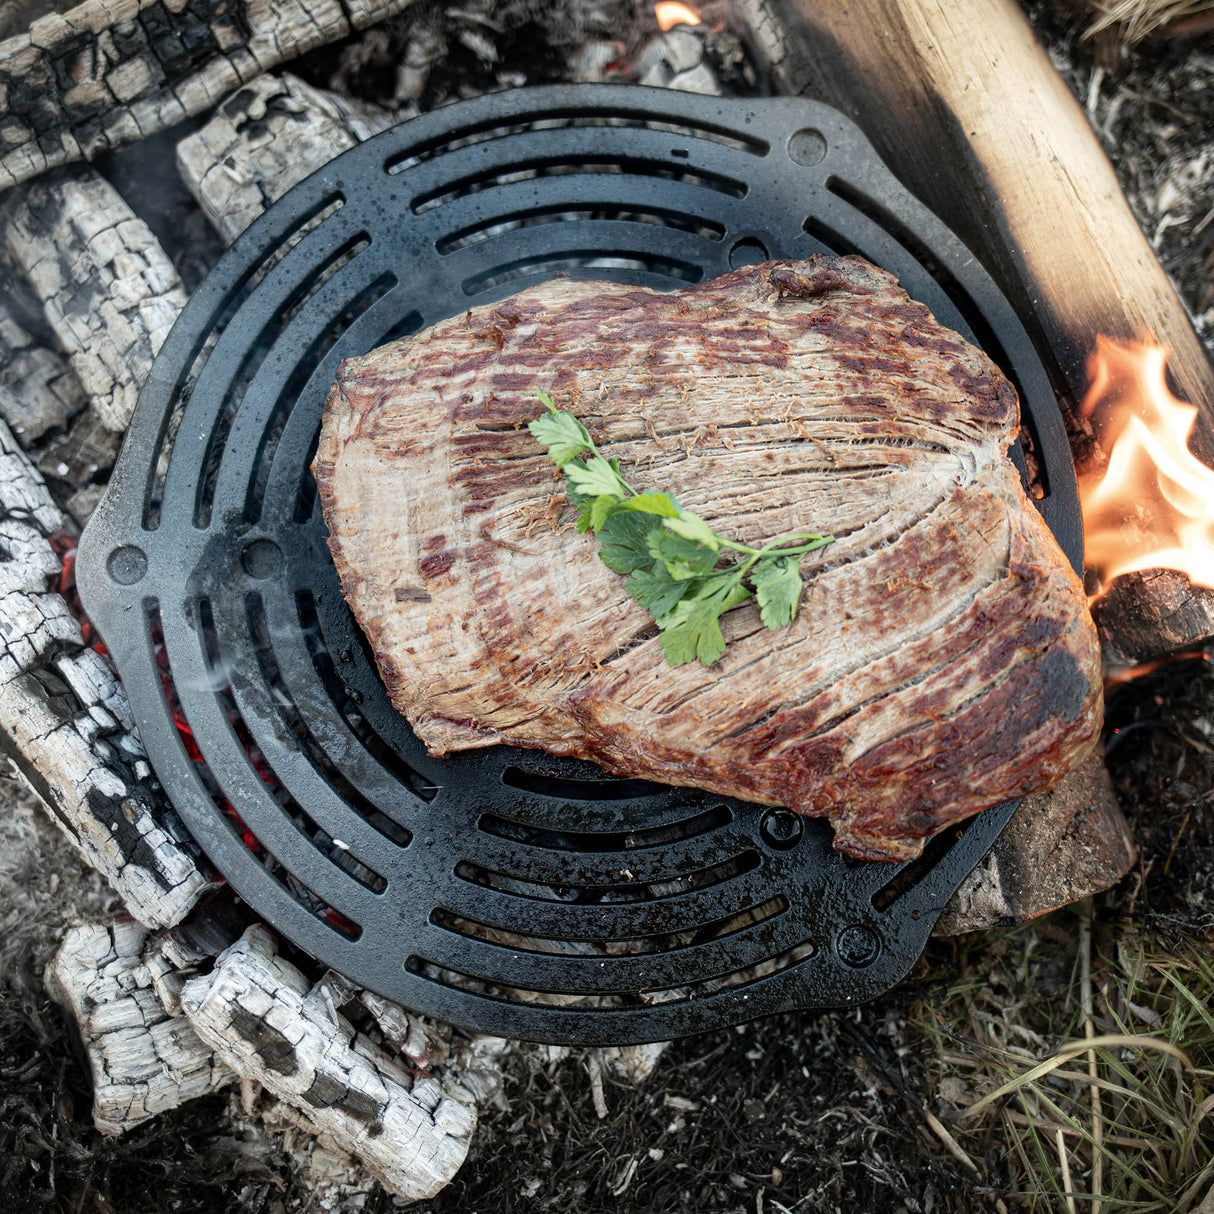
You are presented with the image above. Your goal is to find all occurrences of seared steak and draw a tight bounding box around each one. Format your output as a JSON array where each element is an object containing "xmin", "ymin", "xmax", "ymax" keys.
[{"xmin": 314, "ymin": 256, "xmax": 1102, "ymax": 861}]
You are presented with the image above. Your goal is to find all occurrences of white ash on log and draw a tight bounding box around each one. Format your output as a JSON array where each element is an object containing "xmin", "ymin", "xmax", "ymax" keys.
[
  {"xmin": 45, "ymin": 919, "xmax": 235, "ymax": 1135},
  {"xmin": 179, "ymin": 924, "xmax": 477, "ymax": 1201},
  {"xmin": 176, "ymin": 72, "xmax": 397, "ymax": 245},
  {"xmin": 2, "ymin": 165, "xmax": 188, "ymax": 435},
  {"xmin": 0, "ymin": 419, "xmax": 212, "ymax": 927},
  {"xmin": 0, "ymin": 314, "xmax": 88, "ymax": 448},
  {"xmin": 0, "ymin": 0, "xmax": 417, "ymax": 192},
  {"xmin": 737, "ymin": 0, "xmax": 1214, "ymax": 661}
]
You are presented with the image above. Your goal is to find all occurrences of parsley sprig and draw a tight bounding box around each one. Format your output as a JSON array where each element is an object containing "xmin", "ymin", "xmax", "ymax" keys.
[{"xmin": 528, "ymin": 392, "xmax": 835, "ymax": 667}]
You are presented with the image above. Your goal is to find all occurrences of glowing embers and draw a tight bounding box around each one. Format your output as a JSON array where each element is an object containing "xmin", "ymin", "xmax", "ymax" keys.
[
  {"xmin": 655, "ymin": 2, "xmax": 701, "ymax": 30},
  {"xmin": 1079, "ymin": 337, "xmax": 1214, "ymax": 594}
]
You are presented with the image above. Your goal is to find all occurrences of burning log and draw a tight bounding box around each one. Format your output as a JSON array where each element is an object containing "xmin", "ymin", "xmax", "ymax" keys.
[
  {"xmin": 2, "ymin": 167, "xmax": 188, "ymax": 436},
  {"xmin": 0, "ymin": 420, "xmax": 212, "ymax": 927},
  {"xmin": 176, "ymin": 73, "xmax": 396, "ymax": 245},
  {"xmin": 0, "ymin": 0, "xmax": 416, "ymax": 193},
  {"xmin": 46, "ymin": 920, "xmax": 235, "ymax": 1135},
  {"xmin": 179, "ymin": 925, "xmax": 477, "ymax": 1201},
  {"xmin": 739, "ymin": 0, "xmax": 1214, "ymax": 659}
]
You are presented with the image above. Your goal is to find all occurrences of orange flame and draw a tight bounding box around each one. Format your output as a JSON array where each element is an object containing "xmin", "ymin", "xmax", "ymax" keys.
[
  {"xmin": 655, "ymin": 2, "xmax": 702, "ymax": 30},
  {"xmin": 1079, "ymin": 336, "xmax": 1214, "ymax": 594}
]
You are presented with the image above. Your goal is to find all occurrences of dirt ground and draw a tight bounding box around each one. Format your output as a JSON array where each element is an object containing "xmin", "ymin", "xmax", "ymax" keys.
[{"xmin": 1, "ymin": 2, "xmax": 1212, "ymax": 1211}]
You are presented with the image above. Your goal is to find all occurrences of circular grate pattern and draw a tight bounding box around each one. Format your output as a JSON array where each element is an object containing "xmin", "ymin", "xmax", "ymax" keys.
[{"xmin": 78, "ymin": 86, "xmax": 1080, "ymax": 1045}]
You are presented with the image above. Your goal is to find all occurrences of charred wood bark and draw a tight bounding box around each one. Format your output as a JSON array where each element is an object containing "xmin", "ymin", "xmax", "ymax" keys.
[
  {"xmin": 176, "ymin": 72, "xmax": 396, "ymax": 244},
  {"xmin": 0, "ymin": 306, "xmax": 88, "ymax": 448},
  {"xmin": 180, "ymin": 924, "xmax": 477, "ymax": 1201},
  {"xmin": 46, "ymin": 919, "xmax": 235, "ymax": 1135},
  {"xmin": 0, "ymin": 0, "xmax": 417, "ymax": 192},
  {"xmin": 740, "ymin": 0, "xmax": 1214, "ymax": 668},
  {"xmin": 0, "ymin": 420, "xmax": 212, "ymax": 925},
  {"xmin": 2, "ymin": 165, "xmax": 188, "ymax": 436},
  {"xmin": 936, "ymin": 752, "xmax": 1135, "ymax": 934}
]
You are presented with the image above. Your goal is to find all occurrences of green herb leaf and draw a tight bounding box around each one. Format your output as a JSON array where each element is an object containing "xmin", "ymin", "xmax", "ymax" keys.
[
  {"xmin": 657, "ymin": 579, "xmax": 752, "ymax": 667},
  {"xmin": 620, "ymin": 491, "xmax": 681, "ymax": 519},
  {"xmin": 598, "ymin": 512, "xmax": 661, "ymax": 574},
  {"xmin": 663, "ymin": 511, "xmax": 721, "ymax": 552},
  {"xmin": 626, "ymin": 566, "xmax": 695, "ymax": 620},
  {"xmin": 564, "ymin": 455, "xmax": 626, "ymax": 499},
  {"xmin": 751, "ymin": 555, "xmax": 804, "ymax": 630},
  {"xmin": 528, "ymin": 394, "xmax": 835, "ymax": 667},
  {"xmin": 646, "ymin": 528, "xmax": 719, "ymax": 580},
  {"xmin": 528, "ymin": 411, "xmax": 592, "ymax": 468}
]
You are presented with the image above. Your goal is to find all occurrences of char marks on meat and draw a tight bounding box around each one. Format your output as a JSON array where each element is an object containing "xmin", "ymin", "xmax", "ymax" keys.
[{"xmin": 314, "ymin": 256, "xmax": 1102, "ymax": 861}]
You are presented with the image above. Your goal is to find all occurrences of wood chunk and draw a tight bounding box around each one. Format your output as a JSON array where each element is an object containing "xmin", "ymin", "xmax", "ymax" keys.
[
  {"xmin": 2, "ymin": 166, "xmax": 188, "ymax": 434},
  {"xmin": 735, "ymin": 0, "xmax": 1214, "ymax": 447},
  {"xmin": 45, "ymin": 920, "xmax": 235, "ymax": 1135},
  {"xmin": 0, "ymin": 0, "xmax": 418, "ymax": 192},
  {"xmin": 176, "ymin": 72, "xmax": 397, "ymax": 245},
  {"xmin": 0, "ymin": 419, "xmax": 212, "ymax": 926},
  {"xmin": 936, "ymin": 752, "xmax": 1135, "ymax": 934},
  {"xmin": 180, "ymin": 925, "xmax": 477, "ymax": 1201},
  {"xmin": 1090, "ymin": 569, "xmax": 1214, "ymax": 666},
  {"xmin": 0, "ymin": 309, "xmax": 87, "ymax": 447}
]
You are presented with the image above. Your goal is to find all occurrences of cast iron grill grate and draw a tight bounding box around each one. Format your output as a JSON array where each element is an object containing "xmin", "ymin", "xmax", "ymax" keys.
[{"xmin": 77, "ymin": 86, "xmax": 1081, "ymax": 1045}]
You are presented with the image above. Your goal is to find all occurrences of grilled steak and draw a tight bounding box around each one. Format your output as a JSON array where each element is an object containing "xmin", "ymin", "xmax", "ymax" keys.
[{"xmin": 315, "ymin": 256, "xmax": 1102, "ymax": 861}]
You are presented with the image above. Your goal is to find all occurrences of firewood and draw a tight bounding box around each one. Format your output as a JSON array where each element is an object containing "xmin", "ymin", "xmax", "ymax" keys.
[
  {"xmin": 935, "ymin": 752, "xmax": 1135, "ymax": 935},
  {"xmin": 176, "ymin": 73, "xmax": 397, "ymax": 245},
  {"xmin": 735, "ymin": 0, "xmax": 1214, "ymax": 663},
  {"xmin": 179, "ymin": 924, "xmax": 477, "ymax": 1201},
  {"xmin": 45, "ymin": 920, "xmax": 235, "ymax": 1135},
  {"xmin": 2, "ymin": 167, "xmax": 188, "ymax": 436},
  {"xmin": 737, "ymin": 0, "xmax": 1213, "ymax": 442},
  {"xmin": 0, "ymin": 0, "xmax": 417, "ymax": 193},
  {"xmin": 0, "ymin": 290, "xmax": 87, "ymax": 448},
  {"xmin": 0, "ymin": 419, "xmax": 212, "ymax": 927}
]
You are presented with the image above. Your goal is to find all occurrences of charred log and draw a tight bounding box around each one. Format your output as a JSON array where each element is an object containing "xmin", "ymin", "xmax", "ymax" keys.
[
  {"xmin": 0, "ymin": 0, "xmax": 417, "ymax": 192},
  {"xmin": 0, "ymin": 419, "xmax": 211, "ymax": 926}
]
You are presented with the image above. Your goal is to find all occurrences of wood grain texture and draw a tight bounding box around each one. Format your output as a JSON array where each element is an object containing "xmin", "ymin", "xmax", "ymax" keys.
[{"xmin": 738, "ymin": 0, "xmax": 1214, "ymax": 465}]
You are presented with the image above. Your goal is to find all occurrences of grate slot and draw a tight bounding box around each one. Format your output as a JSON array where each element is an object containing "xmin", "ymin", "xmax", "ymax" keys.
[
  {"xmin": 193, "ymin": 598, "xmax": 384, "ymax": 921},
  {"xmin": 413, "ymin": 158, "xmax": 747, "ymax": 216},
  {"xmin": 412, "ymin": 895, "xmax": 796, "ymax": 993},
  {"xmin": 384, "ymin": 109, "xmax": 767, "ymax": 176},
  {"xmin": 245, "ymin": 272, "xmax": 398, "ymax": 524},
  {"xmin": 454, "ymin": 849, "xmax": 761, "ymax": 903},
  {"xmin": 144, "ymin": 194, "xmax": 345, "ymax": 529},
  {"xmin": 194, "ymin": 233, "xmax": 371, "ymax": 528},
  {"xmin": 296, "ymin": 589, "xmax": 441, "ymax": 804},
  {"xmin": 461, "ymin": 250, "xmax": 703, "ymax": 296},
  {"xmin": 434, "ymin": 875, "xmax": 776, "ymax": 940},
  {"xmin": 431, "ymin": 892, "xmax": 788, "ymax": 956},
  {"xmin": 478, "ymin": 804, "xmax": 731, "ymax": 852},
  {"xmin": 501, "ymin": 764, "xmax": 666, "ymax": 802},
  {"xmin": 435, "ymin": 204, "xmax": 726, "ymax": 254},
  {"xmin": 246, "ymin": 593, "xmax": 414, "ymax": 850}
]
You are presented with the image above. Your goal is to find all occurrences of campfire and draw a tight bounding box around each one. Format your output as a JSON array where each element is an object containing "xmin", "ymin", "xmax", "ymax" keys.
[{"xmin": 0, "ymin": 0, "xmax": 1211, "ymax": 1209}]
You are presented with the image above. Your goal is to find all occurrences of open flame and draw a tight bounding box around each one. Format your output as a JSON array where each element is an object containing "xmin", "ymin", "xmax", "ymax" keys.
[
  {"xmin": 655, "ymin": 2, "xmax": 702, "ymax": 30},
  {"xmin": 1079, "ymin": 336, "xmax": 1214, "ymax": 594}
]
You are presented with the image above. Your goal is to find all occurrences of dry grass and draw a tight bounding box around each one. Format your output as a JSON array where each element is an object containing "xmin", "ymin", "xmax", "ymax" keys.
[
  {"xmin": 914, "ymin": 911, "xmax": 1214, "ymax": 1212},
  {"xmin": 1084, "ymin": 0, "xmax": 1214, "ymax": 43}
]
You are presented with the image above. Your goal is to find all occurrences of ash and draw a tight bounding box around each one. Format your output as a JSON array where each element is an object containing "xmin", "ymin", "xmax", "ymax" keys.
[{"xmin": 1, "ymin": 2, "xmax": 1212, "ymax": 1212}]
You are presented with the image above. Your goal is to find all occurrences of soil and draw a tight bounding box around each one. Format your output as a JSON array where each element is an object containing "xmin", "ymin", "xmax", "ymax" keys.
[{"xmin": 1, "ymin": 2, "xmax": 1212, "ymax": 1212}]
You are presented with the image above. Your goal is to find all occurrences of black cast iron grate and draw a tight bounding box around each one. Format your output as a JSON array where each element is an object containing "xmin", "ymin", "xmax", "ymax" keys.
[{"xmin": 77, "ymin": 86, "xmax": 1081, "ymax": 1045}]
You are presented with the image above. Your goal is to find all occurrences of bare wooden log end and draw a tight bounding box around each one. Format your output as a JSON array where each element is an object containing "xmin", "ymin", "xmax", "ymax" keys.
[{"xmin": 936, "ymin": 751, "xmax": 1135, "ymax": 935}]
